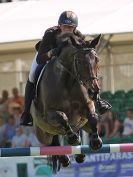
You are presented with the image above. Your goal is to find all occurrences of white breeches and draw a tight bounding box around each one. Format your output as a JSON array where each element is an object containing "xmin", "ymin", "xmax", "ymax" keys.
[{"xmin": 29, "ymin": 52, "xmax": 39, "ymax": 83}]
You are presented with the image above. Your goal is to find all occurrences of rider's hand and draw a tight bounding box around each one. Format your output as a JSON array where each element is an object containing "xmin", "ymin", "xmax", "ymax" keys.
[
  {"xmin": 47, "ymin": 40, "xmax": 68, "ymax": 58},
  {"xmin": 51, "ymin": 48, "xmax": 60, "ymax": 56},
  {"xmin": 47, "ymin": 48, "xmax": 60, "ymax": 58}
]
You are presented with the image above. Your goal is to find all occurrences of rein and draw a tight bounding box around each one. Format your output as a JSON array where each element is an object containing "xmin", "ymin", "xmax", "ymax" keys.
[
  {"xmin": 73, "ymin": 53, "xmax": 99, "ymax": 86},
  {"xmin": 72, "ymin": 48, "xmax": 99, "ymax": 86},
  {"xmin": 57, "ymin": 59, "xmax": 82, "ymax": 85},
  {"xmin": 57, "ymin": 48, "xmax": 99, "ymax": 88}
]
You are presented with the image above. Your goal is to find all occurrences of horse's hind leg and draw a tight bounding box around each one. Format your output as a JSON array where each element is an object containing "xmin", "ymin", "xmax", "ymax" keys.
[
  {"xmin": 75, "ymin": 153, "xmax": 86, "ymax": 163},
  {"xmin": 74, "ymin": 131, "xmax": 86, "ymax": 163},
  {"xmin": 35, "ymin": 126, "xmax": 70, "ymax": 169},
  {"xmin": 58, "ymin": 155, "xmax": 70, "ymax": 167},
  {"xmin": 49, "ymin": 135, "xmax": 71, "ymax": 168},
  {"xmin": 47, "ymin": 111, "xmax": 80, "ymax": 145}
]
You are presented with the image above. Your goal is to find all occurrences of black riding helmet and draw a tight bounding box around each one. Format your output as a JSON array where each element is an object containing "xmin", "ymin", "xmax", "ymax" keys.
[{"xmin": 58, "ymin": 11, "xmax": 78, "ymax": 27}]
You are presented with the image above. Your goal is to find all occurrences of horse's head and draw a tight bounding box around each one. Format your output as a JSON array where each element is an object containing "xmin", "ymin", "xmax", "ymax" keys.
[
  {"xmin": 56, "ymin": 33, "xmax": 101, "ymax": 92},
  {"xmin": 74, "ymin": 47, "xmax": 100, "ymax": 92},
  {"xmin": 56, "ymin": 32, "xmax": 82, "ymax": 67}
]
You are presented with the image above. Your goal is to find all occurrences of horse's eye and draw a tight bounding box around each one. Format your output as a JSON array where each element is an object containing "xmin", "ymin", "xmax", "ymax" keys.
[{"xmin": 76, "ymin": 60, "xmax": 81, "ymax": 64}]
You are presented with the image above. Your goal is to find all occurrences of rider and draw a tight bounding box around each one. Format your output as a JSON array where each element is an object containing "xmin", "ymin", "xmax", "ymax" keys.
[{"xmin": 20, "ymin": 11, "xmax": 111, "ymax": 126}]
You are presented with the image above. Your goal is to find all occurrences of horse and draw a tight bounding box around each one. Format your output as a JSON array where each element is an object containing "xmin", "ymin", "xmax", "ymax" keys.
[{"xmin": 31, "ymin": 33, "xmax": 102, "ymax": 172}]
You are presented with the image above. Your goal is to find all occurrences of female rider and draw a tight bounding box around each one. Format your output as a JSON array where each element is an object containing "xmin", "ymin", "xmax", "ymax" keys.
[{"xmin": 20, "ymin": 11, "xmax": 111, "ymax": 126}]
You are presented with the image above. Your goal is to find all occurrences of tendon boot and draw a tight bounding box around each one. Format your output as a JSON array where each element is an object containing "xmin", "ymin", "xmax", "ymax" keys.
[
  {"xmin": 89, "ymin": 132, "xmax": 103, "ymax": 151},
  {"xmin": 58, "ymin": 155, "xmax": 70, "ymax": 167},
  {"xmin": 75, "ymin": 154, "xmax": 86, "ymax": 163},
  {"xmin": 96, "ymin": 95, "xmax": 112, "ymax": 115},
  {"xmin": 20, "ymin": 80, "xmax": 34, "ymax": 126}
]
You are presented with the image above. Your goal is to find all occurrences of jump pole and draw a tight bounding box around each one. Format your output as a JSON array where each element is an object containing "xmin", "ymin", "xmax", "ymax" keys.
[{"xmin": 0, "ymin": 144, "xmax": 133, "ymax": 157}]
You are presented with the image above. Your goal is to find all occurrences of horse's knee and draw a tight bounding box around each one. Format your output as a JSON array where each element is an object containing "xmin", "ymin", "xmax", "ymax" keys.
[
  {"xmin": 91, "ymin": 115, "xmax": 97, "ymax": 125},
  {"xmin": 56, "ymin": 111, "xmax": 69, "ymax": 126}
]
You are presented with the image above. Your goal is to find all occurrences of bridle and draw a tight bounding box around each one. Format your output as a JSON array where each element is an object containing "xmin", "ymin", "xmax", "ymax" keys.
[
  {"xmin": 73, "ymin": 48, "xmax": 99, "ymax": 88},
  {"xmin": 57, "ymin": 47, "xmax": 99, "ymax": 89}
]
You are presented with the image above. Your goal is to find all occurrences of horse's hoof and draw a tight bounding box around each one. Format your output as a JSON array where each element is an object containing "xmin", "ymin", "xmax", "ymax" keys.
[
  {"xmin": 59, "ymin": 155, "xmax": 70, "ymax": 167},
  {"xmin": 75, "ymin": 154, "xmax": 86, "ymax": 163},
  {"xmin": 89, "ymin": 133, "xmax": 102, "ymax": 151},
  {"xmin": 67, "ymin": 133, "xmax": 81, "ymax": 145}
]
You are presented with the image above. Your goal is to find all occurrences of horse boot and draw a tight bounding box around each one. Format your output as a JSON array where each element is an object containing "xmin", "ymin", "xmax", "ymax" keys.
[
  {"xmin": 95, "ymin": 94, "xmax": 112, "ymax": 115},
  {"xmin": 74, "ymin": 131, "xmax": 86, "ymax": 163},
  {"xmin": 89, "ymin": 132, "xmax": 102, "ymax": 151},
  {"xmin": 75, "ymin": 154, "xmax": 86, "ymax": 163},
  {"xmin": 58, "ymin": 155, "xmax": 70, "ymax": 167},
  {"xmin": 20, "ymin": 80, "xmax": 34, "ymax": 126}
]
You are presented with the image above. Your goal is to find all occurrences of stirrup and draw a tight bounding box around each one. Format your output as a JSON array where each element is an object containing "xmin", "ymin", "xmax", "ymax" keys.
[{"xmin": 98, "ymin": 100, "xmax": 112, "ymax": 115}]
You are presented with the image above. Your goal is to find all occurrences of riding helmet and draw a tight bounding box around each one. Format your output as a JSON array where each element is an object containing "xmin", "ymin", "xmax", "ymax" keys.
[{"xmin": 58, "ymin": 11, "xmax": 78, "ymax": 27}]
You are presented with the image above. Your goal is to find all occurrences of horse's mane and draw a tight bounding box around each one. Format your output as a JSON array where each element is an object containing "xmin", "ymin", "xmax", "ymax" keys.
[
  {"xmin": 56, "ymin": 32, "xmax": 95, "ymax": 51},
  {"xmin": 56, "ymin": 32, "xmax": 82, "ymax": 48}
]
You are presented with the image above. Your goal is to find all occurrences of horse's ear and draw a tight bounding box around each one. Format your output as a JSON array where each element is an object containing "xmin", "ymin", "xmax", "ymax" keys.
[
  {"xmin": 89, "ymin": 34, "xmax": 102, "ymax": 49},
  {"xmin": 70, "ymin": 36, "xmax": 82, "ymax": 48}
]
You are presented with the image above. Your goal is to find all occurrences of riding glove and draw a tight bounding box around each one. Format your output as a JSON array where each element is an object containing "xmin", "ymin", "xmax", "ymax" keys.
[{"xmin": 48, "ymin": 40, "xmax": 68, "ymax": 58}]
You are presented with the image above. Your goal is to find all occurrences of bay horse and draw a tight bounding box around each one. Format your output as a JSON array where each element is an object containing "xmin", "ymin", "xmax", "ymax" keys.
[{"xmin": 31, "ymin": 33, "xmax": 102, "ymax": 172}]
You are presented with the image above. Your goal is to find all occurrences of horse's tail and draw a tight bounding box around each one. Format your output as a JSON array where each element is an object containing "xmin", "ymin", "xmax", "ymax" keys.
[{"xmin": 47, "ymin": 135, "xmax": 61, "ymax": 174}]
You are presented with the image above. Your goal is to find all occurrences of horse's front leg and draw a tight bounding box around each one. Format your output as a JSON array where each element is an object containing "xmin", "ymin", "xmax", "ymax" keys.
[
  {"xmin": 47, "ymin": 111, "xmax": 80, "ymax": 145},
  {"xmin": 86, "ymin": 99, "xmax": 102, "ymax": 150},
  {"xmin": 80, "ymin": 84, "xmax": 102, "ymax": 150}
]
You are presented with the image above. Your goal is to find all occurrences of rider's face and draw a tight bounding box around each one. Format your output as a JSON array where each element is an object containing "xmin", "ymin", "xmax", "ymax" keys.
[{"xmin": 60, "ymin": 25, "xmax": 75, "ymax": 33}]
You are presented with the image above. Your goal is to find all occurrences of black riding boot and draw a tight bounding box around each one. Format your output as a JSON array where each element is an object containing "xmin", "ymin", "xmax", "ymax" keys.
[
  {"xmin": 96, "ymin": 95, "xmax": 112, "ymax": 115},
  {"xmin": 20, "ymin": 80, "xmax": 34, "ymax": 126}
]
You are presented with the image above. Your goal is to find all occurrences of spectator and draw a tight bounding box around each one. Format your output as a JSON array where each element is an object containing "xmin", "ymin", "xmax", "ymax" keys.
[
  {"xmin": 0, "ymin": 90, "xmax": 10, "ymax": 122},
  {"xmin": 9, "ymin": 88, "xmax": 24, "ymax": 114},
  {"xmin": 4, "ymin": 115, "xmax": 16, "ymax": 147},
  {"xmin": 0, "ymin": 90, "xmax": 9, "ymax": 104},
  {"xmin": 108, "ymin": 111, "xmax": 122, "ymax": 138},
  {"xmin": 11, "ymin": 127, "xmax": 28, "ymax": 147},
  {"xmin": 97, "ymin": 111, "xmax": 110, "ymax": 139},
  {"xmin": 11, "ymin": 87, "xmax": 23, "ymax": 105},
  {"xmin": 10, "ymin": 103, "xmax": 22, "ymax": 127},
  {"xmin": 0, "ymin": 106, "xmax": 10, "ymax": 123},
  {"xmin": 27, "ymin": 127, "xmax": 41, "ymax": 147},
  {"xmin": 97, "ymin": 110, "xmax": 121, "ymax": 139},
  {"xmin": 122, "ymin": 108, "xmax": 133, "ymax": 137},
  {"xmin": 0, "ymin": 117, "xmax": 6, "ymax": 147}
]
